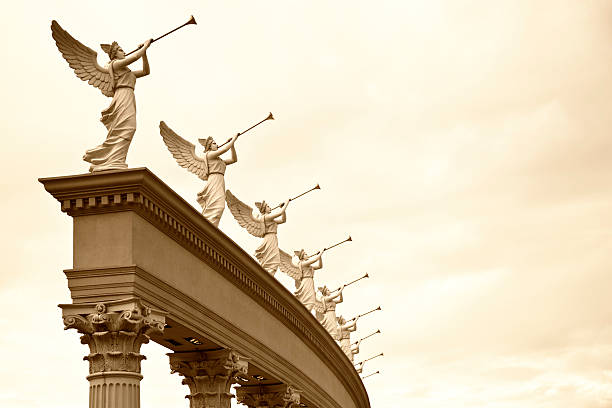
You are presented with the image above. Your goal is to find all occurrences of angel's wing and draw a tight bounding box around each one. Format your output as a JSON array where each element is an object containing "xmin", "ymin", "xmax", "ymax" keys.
[
  {"xmin": 313, "ymin": 299, "xmax": 325, "ymax": 316},
  {"xmin": 51, "ymin": 20, "xmax": 114, "ymax": 97},
  {"xmin": 159, "ymin": 121, "xmax": 209, "ymax": 180},
  {"xmin": 225, "ymin": 190, "xmax": 265, "ymax": 238},
  {"xmin": 278, "ymin": 250, "xmax": 302, "ymax": 281}
]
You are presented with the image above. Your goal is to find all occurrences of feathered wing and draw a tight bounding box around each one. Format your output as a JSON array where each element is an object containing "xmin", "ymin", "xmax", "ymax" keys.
[
  {"xmin": 225, "ymin": 190, "xmax": 265, "ymax": 237},
  {"xmin": 51, "ymin": 20, "xmax": 114, "ymax": 97},
  {"xmin": 159, "ymin": 121, "xmax": 209, "ymax": 180},
  {"xmin": 278, "ymin": 249, "xmax": 302, "ymax": 282},
  {"xmin": 313, "ymin": 298, "xmax": 325, "ymax": 316}
]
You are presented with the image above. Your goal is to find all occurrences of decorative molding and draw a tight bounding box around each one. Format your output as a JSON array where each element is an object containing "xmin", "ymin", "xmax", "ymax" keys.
[{"xmin": 41, "ymin": 168, "xmax": 369, "ymax": 408}]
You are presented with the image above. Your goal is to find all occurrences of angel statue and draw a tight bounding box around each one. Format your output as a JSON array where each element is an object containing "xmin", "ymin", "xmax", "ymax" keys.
[
  {"xmin": 314, "ymin": 285, "xmax": 344, "ymax": 338},
  {"xmin": 278, "ymin": 248, "xmax": 324, "ymax": 312},
  {"xmin": 336, "ymin": 315, "xmax": 358, "ymax": 360},
  {"xmin": 350, "ymin": 339, "xmax": 362, "ymax": 362},
  {"xmin": 225, "ymin": 191, "xmax": 290, "ymax": 275},
  {"xmin": 159, "ymin": 122, "xmax": 240, "ymax": 227},
  {"xmin": 51, "ymin": 21, "xmax": 152, "ymax": 172}
]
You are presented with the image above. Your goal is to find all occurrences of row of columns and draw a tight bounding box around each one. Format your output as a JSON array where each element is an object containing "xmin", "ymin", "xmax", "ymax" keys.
[{"xmin": 61, "ymin": 299, "xmax": 303, "ymax": 408}]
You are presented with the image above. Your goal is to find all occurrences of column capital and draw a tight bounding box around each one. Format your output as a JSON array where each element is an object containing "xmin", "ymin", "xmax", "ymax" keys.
[
  {"xmin": 168, "ymin": 349, "xmax": 249, "ymax": 408},
  {"xmin": 60, "ymin": 297, "xmax": 166, "ymax": 375},
  {"xmin": 59, "ymin": 297, "xmax": 166, "ymax": 408},
  {"xmin": 236, "ymin": 384, "xmax": 301, "ymax": 408}
]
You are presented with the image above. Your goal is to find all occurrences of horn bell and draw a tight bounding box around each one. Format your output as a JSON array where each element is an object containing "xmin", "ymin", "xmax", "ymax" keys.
[
  {"xmin": 187, "ymin": 15, "xmax": 197, "ymax": 25},
  {"xmin": 266, "ymin": 112, "xmax": 274, "ymax": 121}
]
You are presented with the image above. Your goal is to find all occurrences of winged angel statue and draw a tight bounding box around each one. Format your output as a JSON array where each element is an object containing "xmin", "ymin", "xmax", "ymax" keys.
[
  {"xmin": 225, "ymin": 191, "xmax": 290, "ymax": 275},
  {"xmin": 314, "ymin": 285, "xmax": 344, "ymax": 339},
  {"xmin": 159, "ymin": 121, "xmax": 239, "ymax": 227},
  {"xmin": 278, "ymin": 249, "xmax": 324, "ymax": 311},
  {"xmin": 51, "ymin": 21, "xmax": 152, "ymax": 172}
]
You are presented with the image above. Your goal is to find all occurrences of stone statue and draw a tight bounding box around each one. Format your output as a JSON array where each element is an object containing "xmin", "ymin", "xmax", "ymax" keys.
[
  {"xmin": 354, "ymin": 353, "xmax": 383, "ymax": 374},
  {"xmin": 51, "ymin": 21, "xmax": 152, "ymax": 172},
  {"xmin": 350, "ymin": 339, "xmax": 362, "ymax": 361},
  {"xmin": 336, "ymin": 315, "xmax": 357, "ymax": 360},
  {"xmin": 159, "ymin": 122, "xmax": 239, "ymax": 227},
  {"xmin": 225, "ymin": 190, "xmax": 290, "ymax": 275},
  {"xmin": 314, "ymin": 285, "xmax": 344, "ymax": 339},
  {"xmin": 278, "ymin": 249, "xmax": 324, "ymax": 312}
]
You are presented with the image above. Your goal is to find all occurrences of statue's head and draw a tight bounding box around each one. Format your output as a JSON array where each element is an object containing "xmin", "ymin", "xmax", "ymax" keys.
[
  {"xmin": 337, "ymin": 315, "xmax": 346, "ymax": 324},
  {"xmin": 101, "ymin": 41, "xmax": 124, "ymax": 60},
  {"xmin": 255, "ymin": 201, "xmax": 270, "ymax": 214},
  {"xmin": 294, "ymin": 249, "xmax": 306, "ymax": 260},
  {"xmin": 318, "ymin": 286, "xmax": 330, "ymax": 295},
  {"xmin": 199, "ymin": 137, "xmax": 217, "ymax": 152}
]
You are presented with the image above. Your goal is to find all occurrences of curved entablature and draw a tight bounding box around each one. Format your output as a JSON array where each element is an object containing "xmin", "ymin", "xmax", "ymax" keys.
[{"xmin": 40, "ymin": 168, "xmax": 370, "ymax": 408}]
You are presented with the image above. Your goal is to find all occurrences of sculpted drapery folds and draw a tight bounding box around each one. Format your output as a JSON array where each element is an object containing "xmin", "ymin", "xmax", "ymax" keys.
[
  {"xmin": 278, "ymin": 248, "xmax": 324, "ymax": 312},
  {"xmin": 51, "ymin": 21, "xmax": 152, "ymax": 172},
  {"xmin": 225, "ymin": 190, "xmax": 290, "ymax": 275},
  {"xmin": 159, "ymin": 122, "xmax": 239, "ymax": 227},
  {"xmin": 314, "ymin": 285, "xmax": 344, "ymax": 339},
  {"xmin": 336, "ymin": 315, "xmax": 358, "ymax": 361}
]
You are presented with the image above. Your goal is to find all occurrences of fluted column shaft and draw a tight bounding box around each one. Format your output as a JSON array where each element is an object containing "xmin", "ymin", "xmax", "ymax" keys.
[{"xmin": 60, "ymin": 298, "xmax": 166, "ymax": 408}]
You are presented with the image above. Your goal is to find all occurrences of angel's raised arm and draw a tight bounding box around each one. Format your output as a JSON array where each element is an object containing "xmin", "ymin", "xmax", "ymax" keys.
[
  {"xmin": 265, "ymin": 199, "xmax": 290, "ymax": 222},
  {"xmin": 133, "ymin": 51, "xmax": 150, "ymax": 78},
  {"xmin": 113, "ymin": 39, "xmax": 151, "ymax": 70},
  {"xmin": 207, "ymin": 133, "xmax": 239, "ymax": 161}
]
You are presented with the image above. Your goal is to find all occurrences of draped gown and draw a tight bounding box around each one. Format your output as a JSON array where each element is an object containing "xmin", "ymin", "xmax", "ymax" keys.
[
  {"xmin": 318, "ymin": 297, "xmax": 340, "ymax": 339},
  {"xmin": 84, "ymin": 65, "xmax": 136, "ymax": 172},
  {"xmin": 338, "ymin": 323, "xmax": 356, "ymax": 361},
  {"xmin": 197, "ymin": 157, "xmax": 226, "ymax": 227},
  {"xmin": 294, "ymin": 262, "xmax": 316, "ymax": 311},
  {"xmin": 255, "ymin": 218, "xmax": 280, "ymax": 275}
]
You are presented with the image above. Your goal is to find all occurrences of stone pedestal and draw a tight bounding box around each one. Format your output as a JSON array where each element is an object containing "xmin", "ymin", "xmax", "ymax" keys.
[
  {"xmin": 168, "ymin": 349, "xmax": 249, "ymax": 408},
  {"xmin": 236, "ymin": 384, "xmax": 301, "ymax": 408},
  {"xmin": 60, "ymin": 298, "xmax": 166, "ymax": 408}
]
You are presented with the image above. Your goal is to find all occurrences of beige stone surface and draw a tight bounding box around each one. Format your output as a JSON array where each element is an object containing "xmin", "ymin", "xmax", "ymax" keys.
[{"xmin": 40, "ymin": 168, "xmax": 369, "ymax": 408}]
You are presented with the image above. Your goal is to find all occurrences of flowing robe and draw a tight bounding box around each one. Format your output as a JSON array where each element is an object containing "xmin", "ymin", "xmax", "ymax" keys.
[
  {"xmin": 294, "ymin": 262, "xmax": 316, "ymax": 311},
  {"xmin": 338, "ymin": 324, "xmax": 355, "ymax": 360},
  {"xmin": 84, "ymin": 65, "xmax": 136, "ymax": 172},
  {"xmin": 318, "ymin": 298, "xmax": 340, "ymax": 339},
  {"xmin": 197, "ymin": 158, "xmax": 226, "ymax": 227},
  {"xmin": 255, "ymin": 219, "xmax": 279, "ymax": 275}
]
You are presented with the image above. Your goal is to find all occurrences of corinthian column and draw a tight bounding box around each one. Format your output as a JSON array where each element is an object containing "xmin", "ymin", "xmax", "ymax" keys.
[
  {"xmin": 60, "ymin": 298, "xmax": 166, "ymax": 408},
  {"xmin": 236, "ymin": 384, "xmax": 301, "ymax": 408},
  {"xmin": 168, "ymin": 349, "xmax": 249, "ymax": 408}
]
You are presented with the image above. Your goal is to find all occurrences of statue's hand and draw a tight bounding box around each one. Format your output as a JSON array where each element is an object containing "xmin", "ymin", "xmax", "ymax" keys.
[{"xmin": 138, "ymin": 39, "xmax": 153, "ymax": 50}]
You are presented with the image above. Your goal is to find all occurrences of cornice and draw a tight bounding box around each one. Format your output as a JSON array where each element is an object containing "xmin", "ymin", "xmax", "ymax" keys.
[{"xmin": 40, "ymin": 168, "xmax": 370, "ymax": 408}]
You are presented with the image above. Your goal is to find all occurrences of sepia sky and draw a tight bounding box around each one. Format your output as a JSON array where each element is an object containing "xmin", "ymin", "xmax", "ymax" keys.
[{"xmin": 2, "ymin": 1, "xmax": 612, "ymax": 407}]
